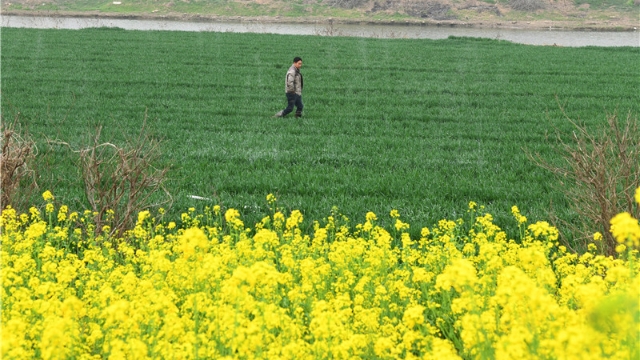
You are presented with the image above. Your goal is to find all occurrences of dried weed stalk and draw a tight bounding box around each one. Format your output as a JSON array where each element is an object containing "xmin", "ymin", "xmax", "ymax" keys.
[
  {"xmin": 73, "ymin": 117, "xmax": 170, "ymax": 236},
  {"xmin": 1, "ymin": 113, "xmax": 37, "ymax": 211},
  {"xmin": 529, "ymin": 108, "xmax": 639, "ymax": 255}
]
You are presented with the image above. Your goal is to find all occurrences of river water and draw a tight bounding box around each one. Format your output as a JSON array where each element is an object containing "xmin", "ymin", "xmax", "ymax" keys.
[{"xmin": 2, "ymin": 15, "xmax": 639, "ymax": 47}]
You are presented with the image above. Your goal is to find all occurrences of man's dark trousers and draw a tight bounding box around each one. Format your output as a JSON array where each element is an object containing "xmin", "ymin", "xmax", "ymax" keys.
[{"xmin": 282, "ymin": 93, "xmax": 304, "ymax": 117}]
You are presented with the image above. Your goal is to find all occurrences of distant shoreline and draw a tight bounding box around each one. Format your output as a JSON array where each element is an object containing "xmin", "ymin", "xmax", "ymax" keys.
[{"xmin": 3, "ymin": 9, "xmax": 638, "ymax": 32}]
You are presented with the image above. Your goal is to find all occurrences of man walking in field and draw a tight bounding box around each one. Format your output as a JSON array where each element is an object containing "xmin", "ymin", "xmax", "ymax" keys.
[{"xmin": 273, "ymin": 57, "xmax": 303, "ymax": 118}]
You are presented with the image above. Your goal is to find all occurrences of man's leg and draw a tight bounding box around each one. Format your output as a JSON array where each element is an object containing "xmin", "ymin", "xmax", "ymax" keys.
[
  {"xmin": 295, "ymin": 95, "xmax": 304, "ymax": 118},
  {"xmin": 274, "ymin": 93, "xmax": 296, "ymax": 117},
  {"xmin": 280, "ymin": 93, "xmax": 296, "ymax": 117}
]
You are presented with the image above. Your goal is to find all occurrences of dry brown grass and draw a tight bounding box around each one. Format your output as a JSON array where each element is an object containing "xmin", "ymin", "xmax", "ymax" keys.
[
  {"xmin": 79, "ymin": 123, "xmax": 170, "ymax": 236},
  {"xmin": 529, "ymin": 106, "xmax": 639, "ymax": 255},
  {"xmin": 49, "ymin": 113, "xmax": 171, "ymax": 236},
  {"xmin": 1, "ymin": 113, "xmax": 37, "ymax": 212}
]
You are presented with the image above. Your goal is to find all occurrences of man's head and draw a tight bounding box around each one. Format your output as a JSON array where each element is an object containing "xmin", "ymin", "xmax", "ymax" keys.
[{"xmin": 293, "ymin": 57, "xmax": 302, "ymax": 69}]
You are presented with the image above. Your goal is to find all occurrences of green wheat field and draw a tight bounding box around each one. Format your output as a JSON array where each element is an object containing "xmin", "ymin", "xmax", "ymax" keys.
[{"xmin": 1, "ymin": 27, "xmax": 638, "ymax": 237}]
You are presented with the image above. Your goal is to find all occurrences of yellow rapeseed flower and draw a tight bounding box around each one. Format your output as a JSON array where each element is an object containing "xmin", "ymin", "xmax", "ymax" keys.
[
  {"xmin": 224, "ymin": 208, "xmax": 244, "ymax": 229},
  {"xmin": 609, "ymin": 212, "xmax": 640, "ymax": 246},
  {"xmin": 3, "ymin": 198, "xmax": 639, "ymax": 360},
  {"xmin": 29, "ymin": 206, "xmax": 40, "ymax": 220},
  {"xmin": 42, "ymin": 190, "xmax": 54, "ymax": 202},
  {"xmin": 435, "ymin": 259, "xmax": 478, "ymax": 293},
  {"xmin": 511, "ymin": 205, "xmax": 527, "ymax": 224},
  {"xmin": 273, "ymin": 211, "xmax": 285, "ymax": 229},
  {"xmin": 57, "ymin": 205, "xmax": 68, "ymax": 222},
  {"xmin": 527, "ymin": 221, "xmax": 559, "ymax": 242},
  {"xmin": 137, "ymin": 210, "xmax": 151, "ymax": 225},
  {"xmin": 395, "ymin": 219, "xmax": 409, "ymax": 232},
  {"xmin": 286, "ymin": 210, "xmax": 304, "ymax": 230},
  {"xmin": 421, "ymin": 227, "xmax": 431, "ymax": 237},
  {"xmin": 402, "ymin": 305, "xmax": 426, "ymax": 329},
  {"xmin": 366, "ymin": 211, "xmax": 377, "ymax": 222},
  {"xmin": 24, "ymin": 221, "xmax": 47, "ymax": 240}
]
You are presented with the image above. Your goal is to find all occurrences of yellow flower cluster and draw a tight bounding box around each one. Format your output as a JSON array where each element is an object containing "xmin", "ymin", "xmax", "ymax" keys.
[
  {"xmin": 1, "ymin": 192, "xmax": 639, "ymax": 359},
  {"xmin": 610, "ymin": 212, "xmax": 640, "ymax": 252}
]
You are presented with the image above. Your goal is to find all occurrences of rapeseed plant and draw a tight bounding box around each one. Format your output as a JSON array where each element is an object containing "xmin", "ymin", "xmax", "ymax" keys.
[{"xmin": 1, "ymin": 191, "xmax": 639, "ymax": 359}]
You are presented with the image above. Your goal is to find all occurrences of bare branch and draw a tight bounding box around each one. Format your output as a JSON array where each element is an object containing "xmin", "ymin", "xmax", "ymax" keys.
[
  {"xmin": 76, "ymin": 112, "xmax": 171, "ymax": 237},
  {"xmin": 527, "ymin": 103, "xmax": 639, "ymax": 255},
  {"xmin": 1, "ymin": 112, "xmax": 38, "ymax": 211}
]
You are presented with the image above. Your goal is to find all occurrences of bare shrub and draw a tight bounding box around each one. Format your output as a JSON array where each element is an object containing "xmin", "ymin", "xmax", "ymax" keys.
[
  {"xmin": 314, "ymin": 20, "xmax": 343, "ymax": 36},
  {"xmin": 406, "ymin": 2, "xmax": 455, "ymax": 19},
  {"xmin": 529, "ymin": 108, "xmax": 639, "ymax": 255},
  {"xmin": 1, "ymin": 113, "xmax": 37, "ymax": 211},
  {"xmin": 53, "ymin": 114, "xmax": 171, "ymax": 236},
  {"xmin": 371, "ymin": 0, "xmax": 396, "ymax": 12},
  {"xmin": 510, "ymin": 0, "xmax": 546, "ymax": 11}
]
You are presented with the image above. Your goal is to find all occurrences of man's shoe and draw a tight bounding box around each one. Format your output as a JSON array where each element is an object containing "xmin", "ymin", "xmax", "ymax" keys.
[
  {"xmin": 272, "ymin": 110, "xmax": 284, "ymax": 118},
  {"xmin": 295, "ymin": 112, "xmax": 302, "ymax": 118}
]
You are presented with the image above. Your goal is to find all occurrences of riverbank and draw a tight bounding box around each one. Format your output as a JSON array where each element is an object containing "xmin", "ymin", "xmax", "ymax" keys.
[
  {"xmin": 6, "ymin": 14, "xmax": 638, "ymax": 45},
  {"xmin": 2, "ymin": 6, "xmax": 638, "ymax": 31}
]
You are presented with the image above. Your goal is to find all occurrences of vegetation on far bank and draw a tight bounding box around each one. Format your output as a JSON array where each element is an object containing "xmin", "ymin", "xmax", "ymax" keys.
[{"xmin": 2, "ymin": 0, "xmax": 639, "ymax": 30}]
